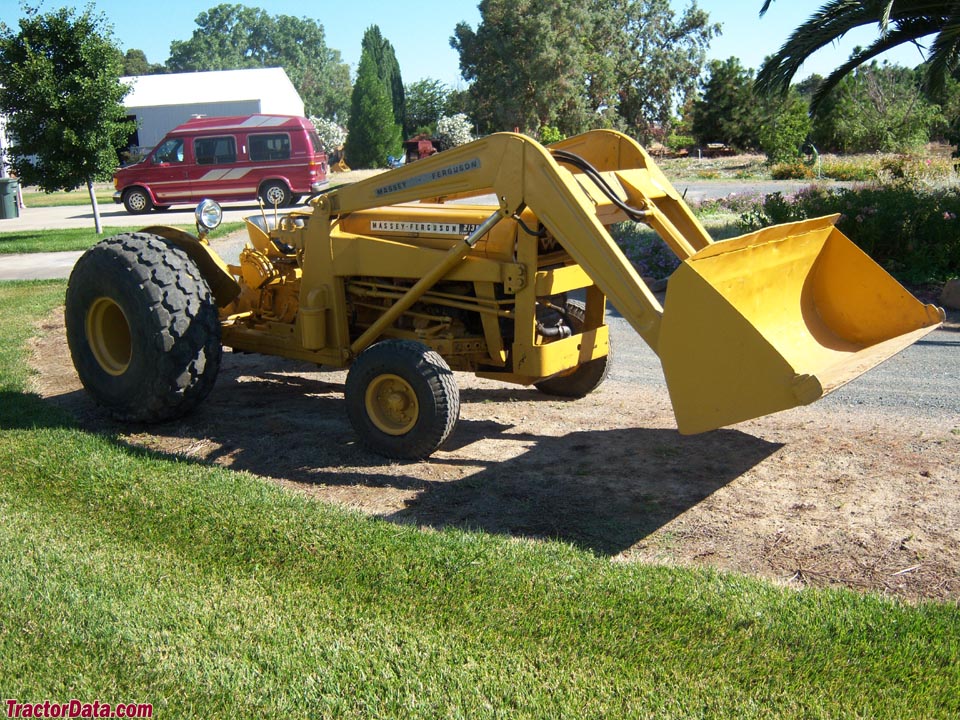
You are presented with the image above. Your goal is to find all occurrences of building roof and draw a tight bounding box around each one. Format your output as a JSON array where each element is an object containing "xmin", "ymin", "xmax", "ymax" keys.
[{"xmin": 121, "ymin": 68, "xmax": 302, "ymax": 112}]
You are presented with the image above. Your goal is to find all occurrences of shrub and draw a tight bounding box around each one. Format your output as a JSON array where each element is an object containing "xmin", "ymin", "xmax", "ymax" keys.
[
  {"xmin": 739, "ymin": 184, "xmax": 960, "ymax": 283},
  {"xmin": 759, "ymin": 90, "xmax": 811, "ymax": 165},
  {"xmin": 770, "ymin": 162, "xmax": 815, "ymax": 180},
  {"xmin": 309, "ymin": 117, "xmax": 347, "ymax": 153},
  {"xmin": 820, "ymin": 158, "xmax": 879, "ymax": 181},
  {"xmin": 538, "ymin": 125, "xmax": 564, "ymax": 145},
  {"xmin": 435, "ymin": 114, "xmax": 474, "ymax": 150},
  {"xmin": 609, "ymin": 222, "xmax": 681, "ymax": 279},
  {"xmin": 666, "ymin": 134, "xmax": 695, "ymax": 153}
]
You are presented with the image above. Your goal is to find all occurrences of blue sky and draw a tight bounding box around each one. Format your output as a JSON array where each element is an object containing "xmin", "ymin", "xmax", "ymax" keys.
[{"xmin": 0, "ymin": 0, "xmax": 931, "ymax": 87}]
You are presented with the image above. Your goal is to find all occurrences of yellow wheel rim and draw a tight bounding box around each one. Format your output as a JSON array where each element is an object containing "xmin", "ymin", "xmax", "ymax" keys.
[
  {"xmin": 365, "ymin": 374, "xmax": 419, "ymax": 436},
  {"xmin": 86, "ymin": 296, "xmax": 132, "ymax": 376}
]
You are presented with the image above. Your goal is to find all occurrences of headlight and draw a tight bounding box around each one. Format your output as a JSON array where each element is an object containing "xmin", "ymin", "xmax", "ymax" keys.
[{"xmin": 195, "ymin": 198, "xmax": 222, "ymax": 232}]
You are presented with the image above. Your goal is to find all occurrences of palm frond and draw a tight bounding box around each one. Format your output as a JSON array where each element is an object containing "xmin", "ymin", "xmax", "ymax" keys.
[
  {"xmin": 923, "ymin": 10, "xmax": 960, "ymax": 94},
  {"xmin": 756, "ymin": 0, "xmax": 892, "ymax": 94},
  {"xmin": 756, "ymin": 0, "xmax": 959, "ymax": 96},
  {"xmin": 809, "ymin": 18, "xmax": 940, "ymax": 110}
]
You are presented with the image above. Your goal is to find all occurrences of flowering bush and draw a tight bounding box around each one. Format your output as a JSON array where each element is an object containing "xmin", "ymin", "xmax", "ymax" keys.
[
  {"xmin": 610, "ymin": 222, "xmax": 681, "ymax": 280},
  {"xmin": 738, "ymin": 183, "xmax": 960, "ymax": 283},
  {"xmin": 435, "ymin": 114, "xmax": 474, "ymax": 150},
  {"xmin": 308, "ymin": 117, "xmax": 347, "ymax": 153}
]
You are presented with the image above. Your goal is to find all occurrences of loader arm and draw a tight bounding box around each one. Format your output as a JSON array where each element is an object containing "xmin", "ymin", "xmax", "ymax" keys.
[
  {"xmin": 310, "ymin": 131, "xmax": 668, "ymax": 350},
  {"xmin": 306, "ymin": 130, "xmax": 943, "ymax": 434}
]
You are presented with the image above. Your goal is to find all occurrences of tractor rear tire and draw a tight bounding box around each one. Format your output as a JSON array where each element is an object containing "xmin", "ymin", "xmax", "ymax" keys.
[
  {"xmin": 65, "ymin": 232, "xmax": 222, "ymax": 423},
  {"xmin": 534, "ymin": 299, "xmax": 610, "ymax": 397},
  {"xmin": 346, "ymin": 340, "xmax": 460, "ymax": 460}
]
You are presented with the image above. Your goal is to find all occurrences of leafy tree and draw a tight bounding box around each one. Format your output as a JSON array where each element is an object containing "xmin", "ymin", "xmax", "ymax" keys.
[
  {"xmin": 122, "ymin": 49, "xmax": 166, "ymax": 76},
  {"xmin": 405, "ymin": 78, "xmax": 450, "ymax": 136},
  {"xmin": 167, "ymin": 4, "xmax": 351, "ymax": 120},
  {"xmin": 0, "ymin": 6, "xmax": 132, "ymax": 233},
  {"xmin": 597, "ymin": 0, "xmax": 718, "ymax": 142},
  {"xmin": 928, "ymin": 70, "xmax": 960, "ymax": 152},
  {"xmin": 452, "ymin": 0, "xmax": 591, "ymax": 135},
  {"xmin": 758, "ymin": 87, "xmax": 812, "ymax": 163},
  {"xmin": 756, "ymin": 0, "xmax": 960, "ymax": 109},
  {"xmin": 814, "ymin": 62, "xmax": 941, "ymax": 153},
  {"xmin": 444, "ymin": 87, "xmax": 474, "ymax": 118},
  {"xmin": 690, "ymin": 58, "xmax": 765, "ymax": 149},
  {"xmin": 362, "ymin": 26, "xmax": 405, "ymax": 132},
  {"xmin": 452, "ymin": 0, "xmax": 715, "ymax": 139},
  {"xmin": 345, "ymin": 49, "xmax": 402, "ymax": 168}
]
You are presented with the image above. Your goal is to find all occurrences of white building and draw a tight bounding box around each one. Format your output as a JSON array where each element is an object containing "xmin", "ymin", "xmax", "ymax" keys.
[{"xmin": 122, "ymin": 67, "xmax": 305, "ymax": 153}]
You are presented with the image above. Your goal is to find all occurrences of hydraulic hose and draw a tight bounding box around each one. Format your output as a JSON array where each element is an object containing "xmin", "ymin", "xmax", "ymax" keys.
[{"xmin": 550, "ymin": 148, "xmax": 651, "ymax": 223}]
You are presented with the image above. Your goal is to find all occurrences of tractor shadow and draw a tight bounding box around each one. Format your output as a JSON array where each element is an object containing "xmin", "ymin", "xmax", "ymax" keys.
[
  {"xmin": 37, "ymin": 350, "xmax": 782, "ymax": 556},
  {"xmin": 386, "ymin": 426, "xmax": 781, "ymax": 556}
]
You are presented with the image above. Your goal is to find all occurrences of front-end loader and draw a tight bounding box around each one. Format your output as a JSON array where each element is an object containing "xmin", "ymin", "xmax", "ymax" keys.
[{"xmin": 64, "ymin": 130, "xmax": 945, "ymax": 459}]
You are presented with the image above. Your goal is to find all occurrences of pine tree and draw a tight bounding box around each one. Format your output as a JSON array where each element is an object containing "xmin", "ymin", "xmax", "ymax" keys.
[
  {"xmin": 345, "ymin": 49, "xmax": 402, "ymax": 168},
  {"xmin": 361, "ymin": 25, "xmax": 405, "ymax": 131}
]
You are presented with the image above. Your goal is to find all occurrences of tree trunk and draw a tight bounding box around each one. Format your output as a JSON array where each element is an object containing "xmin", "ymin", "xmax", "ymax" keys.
[{"xmin": 87, "ymin": 178, "xmax": 103, "ymax": 234}]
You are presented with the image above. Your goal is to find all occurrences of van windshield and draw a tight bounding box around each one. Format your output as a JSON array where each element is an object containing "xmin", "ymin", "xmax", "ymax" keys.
[{"xmin": 153, "ymin": 138, "xmax": 184, "ymax": 164}]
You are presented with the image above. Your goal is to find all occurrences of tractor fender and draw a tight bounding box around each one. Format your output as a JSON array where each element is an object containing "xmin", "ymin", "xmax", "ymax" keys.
[{"xmin": 140, "ymin": 225, "xmax": 241, "ymax": 307}]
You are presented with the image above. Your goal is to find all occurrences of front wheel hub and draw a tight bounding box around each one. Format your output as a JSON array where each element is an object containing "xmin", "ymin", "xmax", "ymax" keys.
[{"xmin": 365, "ymin": 374, "xmax": 419, "ymax": 435}]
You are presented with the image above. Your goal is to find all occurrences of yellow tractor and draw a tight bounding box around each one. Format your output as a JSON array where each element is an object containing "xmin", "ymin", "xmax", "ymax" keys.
[{"xmin": 65, "ymin": 130, "xmax": 944, "ymax": 459}]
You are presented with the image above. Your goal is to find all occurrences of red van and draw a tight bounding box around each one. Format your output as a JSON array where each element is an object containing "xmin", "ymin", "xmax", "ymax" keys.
[{"xmin": 113, "ymin": 115, "xmax": 328, "ymax": 213}]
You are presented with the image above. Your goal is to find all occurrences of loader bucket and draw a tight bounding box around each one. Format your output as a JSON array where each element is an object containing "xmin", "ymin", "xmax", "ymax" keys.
[{"xmin": 657, "ymin": 215, "xmax": 945, "ymax": 434}]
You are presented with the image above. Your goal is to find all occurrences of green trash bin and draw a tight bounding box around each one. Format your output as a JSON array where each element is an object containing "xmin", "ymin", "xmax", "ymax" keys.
[{"xmin": 0, "ymin": 178, "xmax": 20, "ymax": 219}]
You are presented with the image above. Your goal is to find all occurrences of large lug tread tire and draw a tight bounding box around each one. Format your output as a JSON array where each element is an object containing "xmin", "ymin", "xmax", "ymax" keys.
[
  {"xmin": 534, "ymin": 299, "xmax": 611, "ymax": 398},
  {"xmin": 65, "ymin": 232, "xmax": 222, "ymax": 423},
  {"xmin": 346, "ymin": 340, "xmax": 460, "ymax": 460}
]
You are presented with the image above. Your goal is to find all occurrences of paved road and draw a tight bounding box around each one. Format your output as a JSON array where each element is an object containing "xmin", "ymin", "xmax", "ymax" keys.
[
  {"xmin": 0, "ymin": 200, "xmax": 282, "ymax": 279},
  {"xmin": 0, "ymin": 198, "xmax": 287, "ymax": 232},
  {"xmin": 0, "ymin": 179, "xmax": 823, "ymax": 232},
  {"xmin": 605, "ymin": 313, "xmax": 959, "ymax": 423},
  {"xmin": 0, "ymin": 179, "xmax": 839, "ymax": 280}
]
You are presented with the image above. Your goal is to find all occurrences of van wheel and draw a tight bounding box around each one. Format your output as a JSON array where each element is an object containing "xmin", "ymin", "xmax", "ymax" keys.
[
  {"xmin": 259, "ymin": 181, "xmax": 291, "ymax": 208},
  {"xmin": 122, "ymin": 187, "xmax": 153, "ymax": 214}
]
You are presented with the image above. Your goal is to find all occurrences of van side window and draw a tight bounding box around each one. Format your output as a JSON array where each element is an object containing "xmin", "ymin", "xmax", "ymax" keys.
[
  {"xmin": 195, "ymin": 136, "xmax": 237, "ymax": 165},
  {"xmin": 249, "ymin": 133, "xmax": 291, "ymax": 161},
  {"xmin": 153, "ymin": 138, "xmax": 184, "ymax": 164}
]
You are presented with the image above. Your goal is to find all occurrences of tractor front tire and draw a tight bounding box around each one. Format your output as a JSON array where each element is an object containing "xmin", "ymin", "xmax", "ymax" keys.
[
  {"xmin": 346, "ymin": 340, "xmax": 460, "ymax": 460},
  {"xmin": 534, "ymin": 299, "xmax": 611, "ymax": 398},
  {"xmin": 65, "ymin": 232, "xmax": 222, "ymax": 423}
]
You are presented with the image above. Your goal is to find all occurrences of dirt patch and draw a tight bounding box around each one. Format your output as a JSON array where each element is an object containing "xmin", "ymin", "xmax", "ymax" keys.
[{"xmin": 31, "ymin": 308, "xmax": 960, "ymax": 603}]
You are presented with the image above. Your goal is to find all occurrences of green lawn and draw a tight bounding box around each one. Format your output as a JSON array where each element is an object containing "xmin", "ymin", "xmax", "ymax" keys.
[
  {"xmin": 20, "ymin": 188, "xmax": 115, "ymax": 207},
  {"xmin": 1, "ymin": 281, "xmax": 958, "ymax": 718},
  {"xmin": 0, "ymin": 222, "xmax": 245, "ymax": 254}
]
